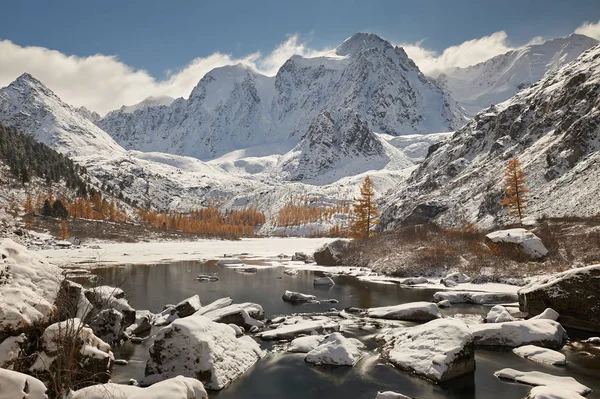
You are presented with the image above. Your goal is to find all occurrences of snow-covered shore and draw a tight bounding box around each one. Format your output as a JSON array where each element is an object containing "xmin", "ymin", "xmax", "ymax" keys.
[{"xmin": 34, "ymin": 237, "xmax": 334, "ymax": 267}]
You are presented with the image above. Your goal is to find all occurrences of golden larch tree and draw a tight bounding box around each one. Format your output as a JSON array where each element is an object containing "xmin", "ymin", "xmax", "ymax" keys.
[
  {"xmin": 349, "ymin": 176, "xmax": 379, "ymax": 239},
  {"xmin": 502, "ymin": 158, "xmax": 529, "ymax": 222},
  {"xmin": 58, "ymin": 221, "xmax": 70, "ymax": 240}
]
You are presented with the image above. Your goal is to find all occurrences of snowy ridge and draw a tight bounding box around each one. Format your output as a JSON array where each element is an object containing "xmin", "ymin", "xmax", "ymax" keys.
[
  {"xmin": 118, "ymin": 95, "xmax": 175, "ymax": 114},
  {"xmin": 98, "ymin": 33, "xmax": 468, "ymax": 160},
  {"xmin": 438, "ymin": 34, "xmax": 598, "ymax": 114},
  {"xmin": 381, "ymin": 44, "xmax": 600, "ymax": 229}
]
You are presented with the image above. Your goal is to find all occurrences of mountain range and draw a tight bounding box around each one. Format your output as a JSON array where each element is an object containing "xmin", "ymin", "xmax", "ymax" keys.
[{"xmin": 0, "ymin": 32, "xmax": 598, "ymax": 232}]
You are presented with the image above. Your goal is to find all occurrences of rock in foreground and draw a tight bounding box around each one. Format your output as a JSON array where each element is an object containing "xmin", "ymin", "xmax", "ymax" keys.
[
  {"xmin": 519, "ymin": 264, "xmax": 600, "ymax": 332},
  {"xmin": 69, "ymin": 376, "xmax": 208, "ymax": 399},
  {"xmin": 434, "ymin": 291, "xmax": 518, "ymax": 305},
  {"xmin": 367, "ymin": 302, "xmax": 442, "ymax": 321},
  {"xmin": 377, "ymin": 319, "xmax": 475, "ymax": 382},
  {"xmin": 0, "ymin": 369, "xmax": 48, "ymax": 399},
  {"xmin": 145, "ymin": 315, "xmax": 262, "ymax": 390}
]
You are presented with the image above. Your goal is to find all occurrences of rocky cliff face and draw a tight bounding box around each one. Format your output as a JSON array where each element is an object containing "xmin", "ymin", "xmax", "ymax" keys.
[
  {"xmin": 98, "ymin": 33, "xmax": 468, "ymax": 160},
  {"xmin": 381, "ymin": 44, "xmax": 600, "ymax": 228}
]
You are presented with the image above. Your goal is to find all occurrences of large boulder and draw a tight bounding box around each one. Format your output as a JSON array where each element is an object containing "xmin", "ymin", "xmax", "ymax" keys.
[
  {"xmin": 0, "ymin": 369, "xmax": 48, "ymax": 399},
  {"xmin": 367, "ymin": 302, "xmax": 442, "ymax": 322},
  {"xmin": 518, "ymin": 264, "xmax": 600, "ymax": 332},
  {"xmin": 174, "ymin": 294, "xmax": 202, "ymax": 318},
  {"xmin": 469, "ymin": 319, "xmax": 567, "ymax": 348},
  {"xmin": 145, "ymin": 315, "xmax": 262, "ymax": 390},
  {"xmin": 305, "ymin": 332, "xmax": 364, "ymax": 366},
  {"xmin": 84, "ymin": 285, "xmax": 136, "ymax": 342},
  {"xmin": 314, "ymin": 240, "xmax": 349, "ymax": 266},
  {"xmin": 68, "ymin": 376, "xmax": 208, "ymax": 399},
  {"xmin": 0, "ymin": 239, "xmax": 60, "ymax": 340},
  {"xmin": 282, "ymin": 290, "xmax": 318, "ymax": 304},
  {"xmin": 30, "ymin": 318, "xmax": 114, "ymax": 386},
  {"xmin": 485, "ymin": 228, "xmax": 548, "ymax": 260},
  {"xmin": 377, "ymin": 319, "xmax": 475, "ymax": 382}
]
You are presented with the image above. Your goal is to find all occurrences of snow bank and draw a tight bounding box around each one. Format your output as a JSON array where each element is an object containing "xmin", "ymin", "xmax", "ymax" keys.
[
  {"xmin": 485, "ymin": 305, "xmax": 516, "ymax": 323},
  {"xmin": 486, "ymin": 228, "xmax": 548, "ymax": 259},
  {"xmin": 470, "ymin": 319, "xmax": 567, "ymax": 348},
  {"xmin": 0, "ymin": 368, "xmax": 47, "ymax": 399},
  {"xmin": 433, "ymin": 291, "xmax": 518, "ymax": 305},
  {"xmin": 305, "ymin": 332, "xmax": 363, "ymax": 366},
  {"xmin": 0, "ymin": 239, "xmax": 61, "ymax": 334},
  {"xmin": 367, "ymin": 301, "xmax": 442, "ymax": 321},
  {"xmin": 494, "ymin": 368, "xmax": 591, "ymax": 396},
  {"xmin": 69, "ymin": 376, "xmax": 208, "ymax": 399},
  {"xmin": 513, "ymin": 345, "xmax": 566, "ymax": 365},
  {"xmin": 377, "ymin": 319, "xmax": 475, "ymax": 382},
  {"xmin": 288, "ymin": 335, "xmax": 325, "ymax": 353},
  {"xmin": 145, "ymin": 315, "xmax": 262, "ymax": 390}
]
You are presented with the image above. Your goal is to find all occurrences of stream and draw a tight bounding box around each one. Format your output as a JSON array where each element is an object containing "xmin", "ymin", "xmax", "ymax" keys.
[{"xmin": 87, "ymin": 260, "xmax": 600, "ymax": 399}]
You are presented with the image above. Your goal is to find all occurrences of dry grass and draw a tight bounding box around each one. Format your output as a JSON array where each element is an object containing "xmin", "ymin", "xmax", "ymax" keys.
[{"xmin": 338, "ymin": 217, "xmax": 600, "ymax": 282}]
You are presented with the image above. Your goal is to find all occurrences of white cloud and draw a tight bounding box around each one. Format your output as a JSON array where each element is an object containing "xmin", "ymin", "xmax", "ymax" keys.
[
  {"xmin": 575, "ymin": 19, "xmax": 600, "ymax": 40},
  {"xmin": 0, "ymin": 35, "xmax": 332, "ymax": 114},
  {"xmin": 399, "ymin": 31, "xmax": 516, "ymax": 76}
]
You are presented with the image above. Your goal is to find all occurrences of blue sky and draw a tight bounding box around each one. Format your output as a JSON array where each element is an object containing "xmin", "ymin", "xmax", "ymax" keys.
[{"xmin": 1, "ymin": 0, "xmax": 599, "ymax": 113}]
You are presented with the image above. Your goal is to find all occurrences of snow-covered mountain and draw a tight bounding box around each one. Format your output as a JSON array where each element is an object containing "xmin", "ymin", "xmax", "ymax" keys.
[
  {"xmin": 119, "ymin": 95, "xmax": 176, "ymax": 114},
  {"xmin": 381, "ymin": 44, "xmax": 600, "ymax": 229},
  {"xmin": 98, "ymin": 33, "xmax": 468, "ymax": 160},
  {"xmin": 438, "ymin": 34, "xmax": 598, "ymax": 114},
  {"xmin": 0, "ymin": 72, "xmax": 416, "ymax": 232}
]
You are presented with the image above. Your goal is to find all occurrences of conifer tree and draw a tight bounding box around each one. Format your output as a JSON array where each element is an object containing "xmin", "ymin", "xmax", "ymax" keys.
[
  {"xmin": 349, "ymin": 176, "xmax": 379, "ymax": 239},
  {"xmin": 502, "ymin": 158, "xmax": 529, "ymax": 222},
  {"xmin": 58, "ymin": 221, "xmax": 69, "ymax": 240}
]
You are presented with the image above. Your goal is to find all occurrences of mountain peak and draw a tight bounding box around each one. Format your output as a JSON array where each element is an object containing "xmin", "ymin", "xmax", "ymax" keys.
[{"xmin": 335, "ymin": 32, "xmax": 393, "ymax": 56}]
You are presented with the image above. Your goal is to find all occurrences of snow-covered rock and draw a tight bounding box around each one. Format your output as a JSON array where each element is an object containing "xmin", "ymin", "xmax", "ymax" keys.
[
  {"xmin": 443, "ymin": 271, "xmax": 471, "ymax": 283},
  {"xmin": 513, "ymin": 345, "xmax": 567, "ymax": 365},
  {"xmin": 519, "ymin": 264, "xmax": 600, "ymax": 332},
  {"xmin": 469, "ymin": 319, "xmax": 567, "ymax": 348},
  {"xmin": 486, "ymin": 229, "xmax": 548, "ymax": 259},
  {"xmin": 401, "ymin": 277, "xmax": 428, "ymax": 285},
  {"xmin": 531, "ymin": 308, "xmax": 560, "ymax": 321},
  {"xmin": 201, "ymin": 302, "xmax": 265, "ymax": 329},
  {"xmin": 494, "ymin": 368, "xmax": 592, "ymax": 396},
  {"xmin": 375, "ymin": 392, "xmax": 412, "ymax": 399},
  {"xmin": 0, "ymin": 239, "xmax": 60, "ymax": 337},
  {"xmin": 84, "ymin": 285, "xmax": 136, "ymax": 342},
  {"xmin": 305, "ymin": 332, "xmax": 363, "ymax": 366},
  {"xmin": 282, "ymin": 290, "xmax": 318, "ymax": 304},
  {"xmin": 287, "ymin": 335, "xmax": 325, "ymax": 353},
  {"xmin": 313, "ymin": 240, "xmax": 348, "ymax": 266},
  {"xmin": 30, "ymin": 318, "xmax": 114, "ymax": 384},
  {"xmin": 258, "ymin": 319, "xmax": 340, "ymax": 341},
  {"xmin": 367, "ymin": 301, "xmax": 442, "ymax": 321},
  {"xmin": 174, "ymin": 294, "xmax": 202, "ymax": 318},
  {"xmin": 0, "ymin": 368, "xmax": 48, "ymax": 399},
  {"xmin": 314, "ymin": 276, "xmax": 335, "ymax": 286},
  {"xmin": 0, "ymin": 333, "xmax": 25, "ymax": 368},
  {"xmin": 124, "ymin": 310, "xmax": 155, "ymax": 337},
  {"xmin": 433, "ymin": 291, "xmax": 518, "ymax": 305},
  {"xmin": 377, "ymin": 319, "xmax": 475, "ymax": 382},
  {"xmin": 154, "ymin": 306, "xmax": 179, "ymax": 327},
  {"xmin": 526, "ymin": 386, "xmax": 588, "ymax": 399},
  {"xmin": 68, "ymin": 375, "xmax": 208, "ymax": 399},
  {"xmin": 145, "ymin": 315, "xmax": 262, "ymax": 390},
  {"xmin": 485, "ymin": 305, "xmax": 516, "ymax": 323}
]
